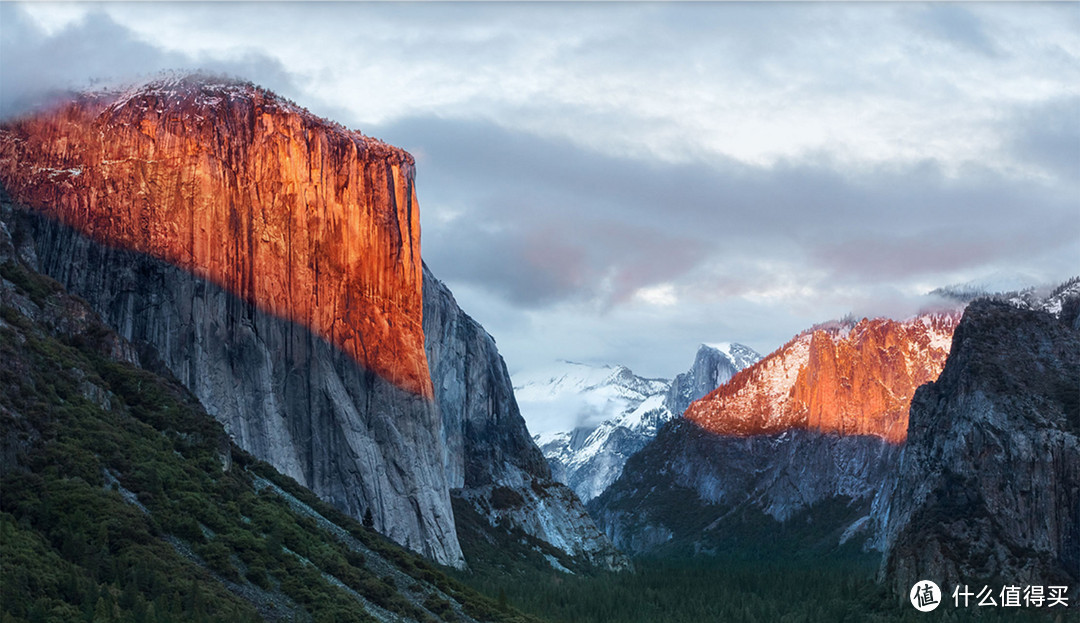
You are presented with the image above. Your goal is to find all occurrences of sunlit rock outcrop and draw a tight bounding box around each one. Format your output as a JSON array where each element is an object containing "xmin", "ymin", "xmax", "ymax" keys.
[
  {"xmin": 0, "ymin": 74, "xmax": 430, "ymax": 397},
  {"xmin": 0, "ymin": 75, "xmax": 460, "ymax": 565},
  {"xmin": 685, "ymin": 314, "xmax": 959, "ymax": 443}
]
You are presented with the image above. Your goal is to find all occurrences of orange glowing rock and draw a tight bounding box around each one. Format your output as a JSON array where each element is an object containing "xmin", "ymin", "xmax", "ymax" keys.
[
  {"xmin": 684, "ymin": 313, "xmax": 960, "ymax": 443},
  {"xmin": 0, "ymin": 75, "xmax": 433, "ymax": 397}
]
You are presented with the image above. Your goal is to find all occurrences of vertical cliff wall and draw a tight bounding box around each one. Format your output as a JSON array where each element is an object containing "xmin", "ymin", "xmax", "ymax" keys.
[
  {"xmin": 878, "ymin": 299, "xmax": 1079, "ymax": 598},
  {"xmin": 0, "ymin": 76, "xmax": 462, "ymax": 566},
  {"xmin": 423, "ymin": 266, "xmax": 625, "ymax": 569},
  {"xmin": 665, "ymin": 343, "xmax": 761, "ymax": 418},
  {"xmin": 0, "ymin": 75, "xmax": 430, "ymax": 397}
]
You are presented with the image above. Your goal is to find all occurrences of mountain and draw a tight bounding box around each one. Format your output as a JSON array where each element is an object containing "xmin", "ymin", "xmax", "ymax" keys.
[
  {"xmin": 685, "ymin": 313, "xmax": 960, "ymax": 444},
  {"xmin": 523, "ymin": 344, "xmax": 761, "ymax": 503},
  {"xmin": 876, "ymin": 297, "xmax": 1080, "ymax": 600},
  {"xmin": 520, "ymin": 361, "xmax": 670, "ymax": 502},
  {"xmin": 0, "ymin": 74, "xmax": 613, "ymax": 571},
  {"xmin": 666, "ymin": 343, "xmax": 762, "ymax": 417},
  {"xmin": 0, "ymin": 74, "xmax": 457, "ymax": 565},
  {"xmin": 0, "ymin": 218, "xmax": 541, "ymax": 623},
  {"xmin": 592, "ymin": 311, "xmax": 960, "ymax": 556},
  {"xmin": 423, "ymin": 269, "xmax": 624, "ymax": 570}
]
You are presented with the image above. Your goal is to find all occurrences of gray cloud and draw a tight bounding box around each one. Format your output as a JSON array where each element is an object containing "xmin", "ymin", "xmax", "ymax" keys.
[
  {"xmin": 917, "ymin": 4, "xmax": 999, "ymax": 57},
  {"xmin": 1008, "ymin": 96, "xmax": 1080, "ymax": 184},
  {"xmin": 375, "ymin": 116, "xmax": 1078, "ymax": 315},
  {"xmin": 3, "ymin": 2, "xmax": 1077, "ymax": 385},
  {"xmin": 0, "ymin": 4, "xmax": 299, "ymax": 118}
]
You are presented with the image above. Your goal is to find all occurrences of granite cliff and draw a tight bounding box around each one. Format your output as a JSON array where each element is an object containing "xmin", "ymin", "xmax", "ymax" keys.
[
  {"xmin": 1, "ymin": 187, "xmax": 461, "ymax": 567},
  {"xmin": 877, "ymin": 298, "xmax": 1080, "ymax": 599},
  {"xmin": 666, "ymin": 343, "xmax": 761, "ymax": 418},
  {"xmin": 592, "ymin": 312, "xmax": 959, "ymax": 556},
  {"xmin": 424, "ymin": 268, "xmax": 624, "ymax": 569},
  {"xmin": 0, "ymin": 74, "xmax": 430, "ymax": 397},
  {"xmin": 685, "ymin": 314, "xmax": 959, "ymax": 443},
  {"xmin": 0, "ymin": 74, "xmax": 618, "ymax": 570}
]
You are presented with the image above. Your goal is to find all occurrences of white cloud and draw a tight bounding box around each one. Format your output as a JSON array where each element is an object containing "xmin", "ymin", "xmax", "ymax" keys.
[{"xmin": 633, "ymin": 284, "xmax": 678, "ymax": 307}]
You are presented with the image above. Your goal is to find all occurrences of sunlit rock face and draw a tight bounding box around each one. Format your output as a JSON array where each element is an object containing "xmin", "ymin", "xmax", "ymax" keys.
[
  {"xmin": 0, "ymin": 74, "xmax": 430, "ymax": 397},
  {"xmin": 0, "ymin": 75, "xmax": 463, "ymax": 566},
  {"xmin": 685, "ymin": 314, "xmax": 960, "ymax": 444},
  {"xmin": 592, "ymin": 312, "xmax": 959, "ymax": 556}
]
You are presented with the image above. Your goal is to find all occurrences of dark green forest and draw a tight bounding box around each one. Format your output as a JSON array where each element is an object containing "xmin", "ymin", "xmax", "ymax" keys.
[
  {"xmin": 1, "ymin": 255, "xmax": 1068, "ymax": 623},
  {"xmin": 454, "ymin": 553, "xmax": 1067, "ymax": 623},
  {"xmin": 0, "ymin": 258, "xmax": 537, "ymax": 623},
  {"xmin": 450, "ymin": 457, "xmax": 1066, "ymax": 623}
]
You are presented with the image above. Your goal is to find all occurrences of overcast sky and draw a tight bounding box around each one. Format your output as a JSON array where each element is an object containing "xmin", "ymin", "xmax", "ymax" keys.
[{"xmin": 3, "ymin": 2, "xmax": 1078, "ymax": 395}]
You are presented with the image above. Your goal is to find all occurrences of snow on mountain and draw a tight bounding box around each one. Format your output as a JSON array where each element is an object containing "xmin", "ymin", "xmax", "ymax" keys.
[
  {"xmin": 1000, "ymin": 276, "xmax": 1080, "ymax": 319},
  {"xmin": 930, "ymin": 273, "xmax": 1079, "ymax": 323},
  {"xmin": 514, "ymin": 361, "xmax": 669, "ymax": 438},
  {"xmin": 702, "ymin": 342, "xmax": 762, "ymax": 375},
  {"xmin": 520, "ymin": 344, "xmax": 761, "ymax": 502}
]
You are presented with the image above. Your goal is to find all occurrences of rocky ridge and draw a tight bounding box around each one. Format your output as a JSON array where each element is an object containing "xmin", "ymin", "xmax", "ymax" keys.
[
  {"xmin": 877, "ymin": 297, "xmax": 1080, "ymax": 599},
  {"xmin": 685, "ymin": 313, "xmax": 960, "ymax": 444},
  {"xmin": 423, "ymin": 268, "xmax": 623, "ymax": 568},
  {"xmin": 591, "ymin": 420, "xmax": 900, "ymax": 555},
  {"xmin": 591, "ymin": 310, "xmax": 960, "ymax": 556},
  {"xmin": 526, "ymin": 343, "xmax": 760, "ymax": 502}
]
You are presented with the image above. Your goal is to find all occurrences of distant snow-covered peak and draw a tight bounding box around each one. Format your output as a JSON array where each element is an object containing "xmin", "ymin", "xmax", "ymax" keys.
[
  {"xmin": 523, "ymin": 339, "xmax": 758, "ymax": 501},
  {"xmin": 514, "ymin": 360, "xmax": 671, "ymax": 439},
  {"xmin": 701, "ymin": 342, "xmax": 761, "ymax": 371}
]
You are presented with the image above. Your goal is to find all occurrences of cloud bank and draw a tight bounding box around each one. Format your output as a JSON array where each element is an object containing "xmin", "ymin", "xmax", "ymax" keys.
[{"xmin": 3, "ymin": 2, "xmax": 1077, "ymax": 383}]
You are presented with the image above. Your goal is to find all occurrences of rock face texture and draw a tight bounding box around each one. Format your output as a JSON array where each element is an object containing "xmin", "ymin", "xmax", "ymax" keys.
[
  {"xmin": 0, "ymin": 75, "xmax": 430, "ymax": 397},
  {"xmin": 685, "ymin": 314, "xmax": 959, "ymax": 444},
  {"xmin": 666, "ymin": 343, "xmax": 761, "ymax": 418},
  {"xmin": 591, "ymin": 419, "xmax": 900, "ymax": 555},
  {"xmin": 0, "ymin": 76, "xmax": 458, "ymax": 564},
  {"xmin": 424, "ymin": 266, "xmax": 550, "ymax": 490},
  {"xmin": 423, "ymin": 268, "xmax": 624, "ymax": 569},
  {"xmin": 877, "ymin": 299, "xmax": 1080, "ymax": 598},
  {"xmin": 591, "ymin": 312, "xmax": 958, "ymax": 556},
  {"xmin": 1, "ymin": 198, "xmax": 463, "ymax": 567}
]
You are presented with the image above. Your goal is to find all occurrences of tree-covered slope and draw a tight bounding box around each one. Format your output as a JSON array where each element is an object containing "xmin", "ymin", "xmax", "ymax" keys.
[{"xmin": 0, "ymin": 229, "xmax": 540, "ymax": 623}]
